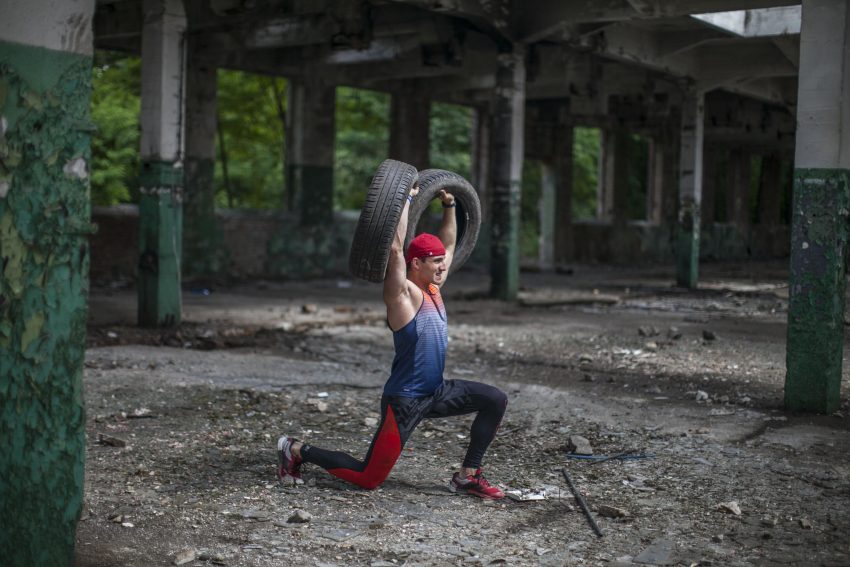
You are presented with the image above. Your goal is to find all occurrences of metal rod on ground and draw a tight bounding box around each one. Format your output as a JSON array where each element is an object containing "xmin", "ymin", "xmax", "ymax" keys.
[
  {"xmin": 589, "ymin": 448, "xmax": 638, "ymax": 465},
  {"xmin": 562, "ymin": 468, "xmax": 604, "ymax": 538}
]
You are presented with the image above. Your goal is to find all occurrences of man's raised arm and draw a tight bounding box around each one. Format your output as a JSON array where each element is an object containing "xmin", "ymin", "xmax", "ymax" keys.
[
  {"xmin": 437, "ymin": 190, "xmax": 457, "ymax": 275},
  {"xmin": 383, "ymin": 185, "xmax": 419, "ymax": 326}
]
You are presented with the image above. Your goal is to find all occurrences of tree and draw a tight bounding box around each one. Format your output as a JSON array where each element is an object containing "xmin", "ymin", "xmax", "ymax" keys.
[
  {"xmin": 90, "ymin": 51, "xmax": 141, "ymax": 205},
  {"xmin": 334, "ymin": 87, "xmax": 390, "ymax": 210}
]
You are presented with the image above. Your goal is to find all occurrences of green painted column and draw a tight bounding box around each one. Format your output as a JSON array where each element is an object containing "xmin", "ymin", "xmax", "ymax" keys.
[
  {"xmin": 675, "ymin": 89, "xmax": 705, "ymax": 289},
  {"xmin": 0, "ymin": 2, "xmax": 94, "ymax": 563},
  {"xmin": 137, "ymin": 0, "xmax": 186, "ymax": 327},
  {"xmin": 489, "ymin": 46, "xmax": 525, "ymax": 301},
  {"xmin": 786, "ymin": 169, "xmax": 849, "ymax": 412},
  {"xmin": 138, "ymin": 161, "xmax": 183, "ymax": 327},
  {"xmin": 785, "ymin": 0, "xmax": 850, "ymax": 413},
  {"xmin": 286, "ymin": 78, "xmax": 335, "ymax": 226}
]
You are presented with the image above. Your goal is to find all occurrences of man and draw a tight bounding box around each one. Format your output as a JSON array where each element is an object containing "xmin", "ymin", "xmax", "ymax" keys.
[{"xmin": 276, "ymin": 183, "xmax": 507, "ymax": 499}]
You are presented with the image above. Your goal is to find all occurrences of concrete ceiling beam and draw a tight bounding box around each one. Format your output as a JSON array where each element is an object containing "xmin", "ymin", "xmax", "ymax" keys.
[{"xmin": 517, "ymin": 0, "xmax": 800, "ymax": 43}]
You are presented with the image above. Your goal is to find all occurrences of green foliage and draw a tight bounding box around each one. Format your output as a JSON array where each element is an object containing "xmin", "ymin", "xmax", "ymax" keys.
[
  {"xmin": 214, "ymin": 70, "xmax": 286, "ymax": 209},
  {"xmin": 90, "ymin": 51, "xmax": 141, "ymax": 205},
  {"xmin": 572, "ymin": 127, "xmax": 600, "ymax": 220},
  {"xmin": 430, "ymin": 102, "xmax": 472, "ymax": 180},
  {"xmin": 521, "ymin": 160, "xmax": 543, "ymax": 260},
  {"xmin": 334, "ymin": 87, "xmax": 390, "ymax": 210}
]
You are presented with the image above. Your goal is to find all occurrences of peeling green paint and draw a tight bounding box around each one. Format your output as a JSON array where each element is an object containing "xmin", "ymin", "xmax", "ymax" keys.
[
  {"xmin": 676, "ymin": 197, "xmax": 700, "ymax": 289},
  {"xmin": 138, "ymin": 159, "xmax": 183, "ymax": 327},
  {"xmin": 785, "ymin": 167, "xmax": 850, "ymax": 413},
  {"xmin": 0, "ymin": 40, "xmax": 91, "ymax": 566}
]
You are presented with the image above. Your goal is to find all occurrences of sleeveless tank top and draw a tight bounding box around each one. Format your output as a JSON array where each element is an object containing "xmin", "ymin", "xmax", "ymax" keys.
[{"xmin": 383, "ymin": 284, "xmax": 448, "ymax": 397}]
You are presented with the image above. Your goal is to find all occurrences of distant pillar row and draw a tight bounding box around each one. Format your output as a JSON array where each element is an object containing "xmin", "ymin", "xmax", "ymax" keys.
[
  {"xmin": 137, "ymin": 0, "xmax": 186, "ymax": 327},
  {"xmin": 553, "ymin": 108, "xmax": 574, "ymax": 266},
  {"xmin": 489, "ymin": 47, "xmax": 526, "ymax": 300},
  {"xmin": 675, "ymin": 88, "xmax": 705, "ymax": 289},
  {"xmin": 286, "ymin": 78, "xmax": 335, "ymax": 227},
  {"xmin": 0, "ymin": 0, "xmax": 95, "ymax": 564},
  {"xmin": 785, "ymin": 0, "xmax": 850, "ymax": 413}
]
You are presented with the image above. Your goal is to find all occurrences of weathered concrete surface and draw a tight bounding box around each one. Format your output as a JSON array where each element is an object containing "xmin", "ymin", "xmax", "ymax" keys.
[
  {"xmin": 0, "ymin": 33, "xmax": 93, "ymax": 567},
  {"xmin": 77, "ymin": 264, "xmax": 850, "ymax": 566}
]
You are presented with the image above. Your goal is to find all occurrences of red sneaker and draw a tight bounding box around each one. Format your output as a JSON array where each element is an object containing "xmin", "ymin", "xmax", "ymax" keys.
[
  {"xmin": 449, "ymin": 468, "xmax": 505, "ymax": 500},
  {"xmin": 276, "ymin": 436, "xmax": 303, "ymax": 485}
]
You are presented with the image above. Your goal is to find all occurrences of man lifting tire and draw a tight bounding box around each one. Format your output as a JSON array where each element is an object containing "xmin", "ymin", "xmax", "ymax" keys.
[{"xmin": 276, "ymin": 182, "xmax": 507, "ymax": 499}]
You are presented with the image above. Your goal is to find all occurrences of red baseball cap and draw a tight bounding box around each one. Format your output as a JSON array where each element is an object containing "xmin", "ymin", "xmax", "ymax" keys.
[{"xmin": 405, "ymin": 233, "xmax": 446, "ymax": 264}]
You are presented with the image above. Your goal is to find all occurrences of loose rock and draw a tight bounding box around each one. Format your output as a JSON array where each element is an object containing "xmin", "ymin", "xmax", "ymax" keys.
[{"xmin": 287, "ymin": 510, "xmax": 312, "ymax": 523}]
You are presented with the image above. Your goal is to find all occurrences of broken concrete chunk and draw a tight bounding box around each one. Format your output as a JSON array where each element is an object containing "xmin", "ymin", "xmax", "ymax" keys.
[
  {"xmin": 287, "ymin": 509, "xmax": 312, "ymax": 523},
  {"xmin": 667, "ymin": 326, "xmax": 682, "ymax": 340},
  {"xmin": 301, "ymin": 304, "xmax": 318, "ymax": 314},
  {"xmin": 97, "ymin": 433, "xmax": 127, "ymax": 447},
  {"xmin": 598, "ymin": 505, "xmax": 629, "ymax": 518},
  {"xmin": 638, "ymin": 326, "xmax": 659, "ymax": 337},
  {"xmin": 567, "ymin": 435, "xmax": 593, "ymax": 455},
  {"xmin": 633, "ymin": 538, "xmax": 674, "ymax": 565},
  {"xmin": 717, "ymin": 501, "xmax": 742, "ymax": 515},
  {"xmin": 173, "ymin": 548, "xmax": 196, "ymax": 565},
  {"xmin": 702, "ymin": 329, "xmax": 717, "ymax": 341}
]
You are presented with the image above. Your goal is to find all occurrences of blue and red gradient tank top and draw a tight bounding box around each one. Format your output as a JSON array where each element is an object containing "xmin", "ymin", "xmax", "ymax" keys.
[{"xmin": 384, "ymin": 284, "xmax": 448, "ymax": 397}]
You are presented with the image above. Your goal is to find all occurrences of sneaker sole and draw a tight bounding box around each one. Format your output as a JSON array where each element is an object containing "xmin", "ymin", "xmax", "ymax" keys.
[{"xmin": 448, "ymin": 482, "xmax": 503, "ymax": 500}]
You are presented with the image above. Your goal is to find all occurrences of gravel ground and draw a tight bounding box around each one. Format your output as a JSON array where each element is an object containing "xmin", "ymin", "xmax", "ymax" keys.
[{"xmin": 76, "ymin": 263, "xmax": 850, "ymax": 567}]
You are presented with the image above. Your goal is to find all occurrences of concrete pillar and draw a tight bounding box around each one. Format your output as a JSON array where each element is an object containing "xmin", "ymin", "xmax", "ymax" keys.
[
  {"xmin": 489, "ymin": 47, "xmax": 526, "ymax": 301},
  {"xmin": 471, "ymin": 106, "xmax": 491, "ymax": 220},
  {"xmin": 138, "ymin": 0, "xmax": 186, "ymax": 327},
  {"xmin": 758, "ymin": 153, "xmax": 783, "ymax": 226},
  {"xmin": 553, "ymin": 122, "xmax": 574, "ymax": 264},
  {"xmin": 597, "ymin": 127, "xmax": 630, "ymax": 224},
  {"xmin": 675, "ymin": 89, "xmax": 705, "ymax": 289},
  {"xmin": 646, "ymin": 137, "xmax": 664, "ymax": 224},
  {"xmin": 660, "ymin": 117, "xmax": 681, "ymax": 227},
  {"xmin": 612, "ymin": 129, "xmax": 631, "ymax": 226},
  {"xmin": 0, "ymin": 2, "xmax": 94, "ymax": 564},
  {"xmin": 286, "ymin": 78, "xmax": 335, "ymax": 227},
  {"xmin": 786, "ymin": 0, "xmax": 850, "ymax": 413},
  {"xmin": 389, "ymin": 81, "xmax": 430, "ymax": 169},
  {"xmin": 726, "ymin": 148, "xmax": 752, "ymax": 229},
  {"xmin": 184, "ymin": 35, "xmax": 225, "ymax": 280},
  {"xmin": 597, "ymin": 128, "xmax": 616, "ymax": 221},
  {"xmin": 701, "ymin": 147, "xmax": 718, "ymax": 225},
  {"xmin": 539, "ymin": 163, "xmax": 556, "ymax": 270}
]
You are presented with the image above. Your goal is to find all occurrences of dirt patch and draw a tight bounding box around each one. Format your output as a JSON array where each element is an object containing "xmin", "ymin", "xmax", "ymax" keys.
[{"xmin": 77, "ymin": 264, "xmax": 850, "ymax": 566}]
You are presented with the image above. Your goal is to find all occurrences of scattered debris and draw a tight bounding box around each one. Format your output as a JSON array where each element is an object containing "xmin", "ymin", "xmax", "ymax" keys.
[
  {"xmin": 567, "ymin": 435, "xmax": 594, "ymax": 456},
  {"xmin": 633, "ymin": 538, "xmax": 674, "ymax": 565},
  {"xmin": 173, "ymin": 549, "xmax": 196, "ymax": 565},
  {"xmin": 505, "ymin": 488, "xmax": 548, "ymax": 501},
  {"xmin": 563, "ymin": 468, "xmax": 603, "ymax": 538},
  {"xmin": 97, "ymin": 434, "xmax": 127, "ymax": 448},
  {"xmin": 717, "ymin": 501, "xmax": 742, "ymax": 515},
  {"xmin": 598, "ymin": 505, "xmax": 629, "ymax": 518},
  {"xmin": 287, "ymin": 510, "xmax": 312, "ymax": 523}
]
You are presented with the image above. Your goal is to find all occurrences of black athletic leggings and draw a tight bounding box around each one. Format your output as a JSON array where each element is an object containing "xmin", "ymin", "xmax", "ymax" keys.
[{"xmin": 300, "ymin": 379, "xmax": 507, "ymax": 489}]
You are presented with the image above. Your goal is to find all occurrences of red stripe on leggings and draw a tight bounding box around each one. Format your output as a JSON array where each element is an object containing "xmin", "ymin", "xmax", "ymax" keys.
[{"xmin": 327, "ymin": 405, "xmax": 402, "ymax": 489}]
